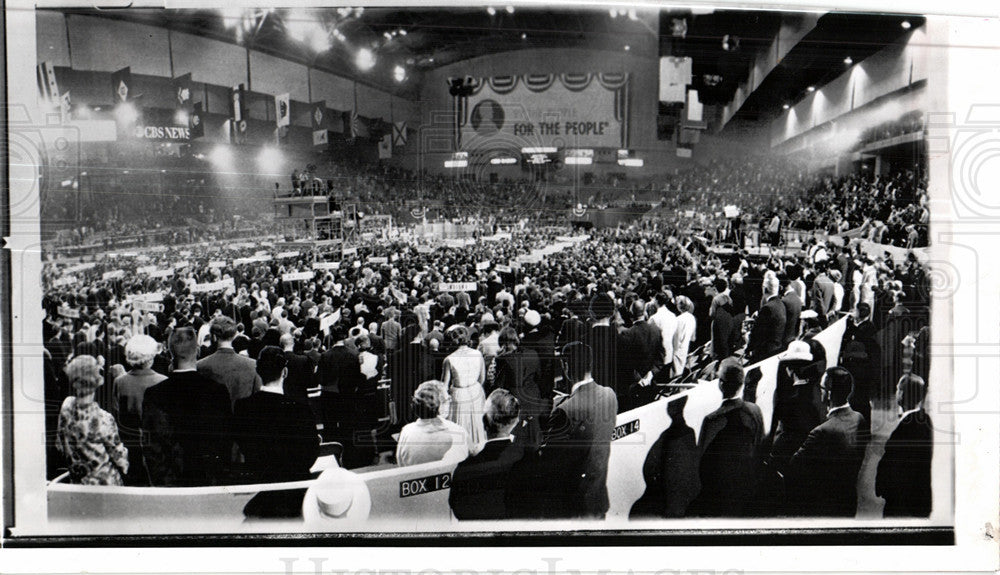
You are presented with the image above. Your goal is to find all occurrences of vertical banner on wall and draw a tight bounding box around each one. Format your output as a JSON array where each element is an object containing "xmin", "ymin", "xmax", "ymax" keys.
[
  {"xmin": 111, "ymin": 67, "xmax": 133, "ymax": 105},
  {"xmin": 378, "ymin": 133, "xmax": 392, "ymax": 159},
  {"xmin": 190, "ymin": 102, "xmax": 204, "ymax": 140},
  {"xmin": 311, "ymin": 100, "xmax": 328, "ymax": 147},
  {"xmin": 393, "ymin": 121, "xmax": 407, "ymax": 147},
  {"xmin": 172, "ymin": 73, "xmax": 192, "ymax": 111},
  {"xmin": 230, "ymin": 84, "xmax": 247, "ymax": 145},
  {"xmin": 275, "ymin": 93, "xmax": 290, "ymax": 127},
  {"xmin": 36, "ymin": 61, "xmax": 60, "ymax": 106}
]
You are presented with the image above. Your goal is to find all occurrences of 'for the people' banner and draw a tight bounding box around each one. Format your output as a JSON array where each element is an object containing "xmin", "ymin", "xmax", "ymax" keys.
[{"xmin": 460, "ymin": 73, "xmax": 630, "ymax": 151}]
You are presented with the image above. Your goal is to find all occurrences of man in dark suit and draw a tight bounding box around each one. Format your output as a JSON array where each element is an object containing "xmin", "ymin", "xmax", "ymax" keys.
[
  {"xmin": 450, "ymin": 389, "xmax": 525, "ymax": 520},
  {"xmin": 520, "ymin": 310, "xmax": 557, "ymax": 401},
  {"xmin": 233, "ymin": 346, "xmax": 319, "ymax": 485},
  {"xmin": 279, "ymin": 333, "xmax": 315, "ymax": 404},
  {"xmin": 747, "ymin": 282, "xmax": 786, "ymax": 363},
  {"xmin": 511, "ymin": 342, "xmax": 617, "ymax": 519},
  {"xmin": 781, "ymin": 283, "xmax": 804, "ymax": 347},
  {"xmin": 876, "ymin": 373, "xmax": 934, "ymax": 517},
  {"xmin": 809, "ymin": 260, "xmax": 836, "ymax": 327},
  {"xmin": 317, "ymin": 325, "xmax": 365, "ymax": 458},
  {"xmin": 142, "ymin": 327, "xmax": 233, "ymax": 487},
  {"xmin": 786, "ymin": 367, "xmax": 868, "ymax": 517},
  {"xmin": 711, "ymin": 300, "xmax": 742, "ymax": 362},
  {"xmin": 617, "ymin": 301, "xmax": 664, "ymax": 410},
  {"xmin": 197, "ymin": 316, "xmax": 262, "ymax": 408},
  {"xmin": 586, "ymin": 293, "xmax": 621, "ymax": 399},
  {"xmin": 691, "ymin": 358, "xmax": 764, "ymax": 517},
  {"xmin": 493, "ymin": 328, "xmax": 544, "ymax": 448}
]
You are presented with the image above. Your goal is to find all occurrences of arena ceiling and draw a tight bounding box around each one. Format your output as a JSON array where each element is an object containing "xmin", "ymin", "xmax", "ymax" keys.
[{"xmin": 56, "ymin": 7, "xmax": 923, "ymax": 120}]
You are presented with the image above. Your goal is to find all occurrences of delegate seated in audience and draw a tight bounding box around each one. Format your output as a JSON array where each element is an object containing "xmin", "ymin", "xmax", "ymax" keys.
[
  {"xmin": 197, "ymin": 316, "xmax": 262, "ymax": 407},
  {"xmin": 449, "ymin": 389, "xmax": 525, "ymax": 520},
  {"xmin": 689, "ymin": 358, "xmax": 764, "ymax": 517},
  {"xmin": 233, "ymin": 346, "xmax": 319, "ymax": 484},
  {"xmin": 142, "ymin": 327, "xmax": 234, "ymax": 487},
  {"xmin": 57, "ymin": 355, "xmax": 130, "ymax": 486},
  {"xmin": 112, "ymin": 334, "xmax": 167, "ymax": 486},
  {"xmin": 876, "ymin": 373, "xmax": 933, "ymax": 518},
  {"xmin": 396, "ymin": 380, "xmax": 469, "ymax": 467},
  {"xmin": 629, "ymin": 395, "xmax": 701, "ymax": 519},
  {"xmin": 786, "ymin": 367, "xmax": 868, "ymax": 517}
]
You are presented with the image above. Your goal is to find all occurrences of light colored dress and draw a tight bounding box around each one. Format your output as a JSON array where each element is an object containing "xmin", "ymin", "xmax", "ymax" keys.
[
  {"xmin": 395, "ymin": 417, "xmax": 469, "ymax": 467},
  {"xmin": 442, "ymin": 346, "xmax": 487, "ymax": 452}
]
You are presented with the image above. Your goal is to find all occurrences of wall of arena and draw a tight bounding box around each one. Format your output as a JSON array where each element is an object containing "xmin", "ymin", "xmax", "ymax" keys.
[
  {"xmin": 35, "ymin": 12, "xmax": 423, "ymax": 171},
  {"xmin": 771, "ymin": 26, "xmax": 931, "ymax": 149}
]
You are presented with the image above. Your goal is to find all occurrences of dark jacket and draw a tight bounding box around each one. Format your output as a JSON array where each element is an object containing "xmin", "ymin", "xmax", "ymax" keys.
[
  {"xmin": 786, "ymin": 406, "xmax": 868, "ymax": 516},
  {"xmin": 748, "ymin": 295, "xmax": 786, "ymax": 363},
  {"xmin": 196, "ymin": 347, "xmax": 262, "ymax": 408},
  {"xmin": 781, "ymin": 291, "xmax": 804, "ymax": 346},
  {"xmin": 449, "ymin": 438, "xmax": 525, "ymax": 520},
  {"xmin": 233, "ymin": 389, "xmax": 319, "ymax": 483},
  {"xmin": 521, "ymin": 326, "xmax": 557, "ymax": 400},
  {"xmin": 282, "ymin": 350, "xmax": 316, "ymax": 404},
  {"xmin": 317, "ymin": 345, "xmax": 362, "ymax": 394},
  {"xmin": 141, "ymin": 371, "xmax": 233, "ymax": 487},
  {"xmin": 692, "ymin": 398, "xmax": 764, "ymax": 517},
  {"xmin": 514, "ymin": 381, "xmax": 618, "ymax": 519},
  {"xmin": 876, "ymin": 409, "xmax": 933, "ymax": 517},
  {"xmin": 494, "ymin": 349, "xmax": 546, "ymax": 447},
  {"xmin": 711, "ymin": 303, "xmax": 742, "ymax": 361}
]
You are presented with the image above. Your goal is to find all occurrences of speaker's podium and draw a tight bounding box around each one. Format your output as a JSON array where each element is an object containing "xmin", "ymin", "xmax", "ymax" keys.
[{"xmin": 272, "ymin": 194, "xmax": 357, "ymax": 247}]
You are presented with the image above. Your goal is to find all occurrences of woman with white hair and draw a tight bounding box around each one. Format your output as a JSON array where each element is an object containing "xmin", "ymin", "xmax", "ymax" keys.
[
  {"xmin": 57, "ymin": 355, "xmax": 129, "ymax": 485},
  {"xmin": 112, "ymin": 334, "xmax": 167, "ymax": 485}
]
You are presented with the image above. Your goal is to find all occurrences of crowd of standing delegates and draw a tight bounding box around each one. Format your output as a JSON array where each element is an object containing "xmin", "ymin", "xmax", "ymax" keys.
[{"xmin": 42, "ymin": 196, "xmax": 932, "ymax": 519}]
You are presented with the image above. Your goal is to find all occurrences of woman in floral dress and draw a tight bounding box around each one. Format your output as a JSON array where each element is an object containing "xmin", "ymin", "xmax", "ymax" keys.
[{"xmin": 57, "ymin": 355, "xmax": 129, "ymax": 485}]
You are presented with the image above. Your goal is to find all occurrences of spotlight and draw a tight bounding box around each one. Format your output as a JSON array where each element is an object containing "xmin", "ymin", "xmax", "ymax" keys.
[
  {"xmin": 394, "ymin": 65, "xmax": 406, "ymax": 83},
  {"xmin": 399, "ymin": 29, "xmax": 407, "ymax": 36},
  {"xmin": 807, "ymin": 85, "xmax": 816, "ymax": 92},
  {"xmin": 257, "ymin": 146, "xmax": 283, "ymax": 168},
  {"xmin": 624, "ymin": 44, "xmax": 630, "ymax": 51},
  {"xmin": 505, "ymin": 5, "xmax": 514, "ymax": 14},
  {"xmin": 486, "ymin": 6, "xmax": 496, "ymax": 15},
  {"xmin": 843, "ymin": 56, "xmax": 853, "ymax": 65},
  {"xmin": 627, "ymin": 9, "xmax": 637, "ymax": 20},
  {"xmin": 114, "ymin": 102, "xmax": 139, "ymax": 125},
  {"xmin": 311, "ymin": 33, "xmax": 331, "ymax": 52},
  {"xmin": 210, "ymin": 145, "xmax": 232, "ymax": 168},
  {"xmin": 521, "ymin": 33, "xmax": 527, "ymax": 40},
  {"xmin": 609, "ymin": 9, "xmax": 617, "ymax": 18},
  {"xmin": 356, "ymin": 48, "xmax": 376, "ymax": 71},
  {"xmin": 901, "ymin": 20, "xmax": 911, "ymax": 29},
  {"xmin": 782, "ymin": 104, "xmax": 790, "ymax": 110}
]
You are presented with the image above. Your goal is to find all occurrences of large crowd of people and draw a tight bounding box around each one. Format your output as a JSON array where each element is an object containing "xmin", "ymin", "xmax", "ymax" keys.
[{"xmin": 41, "ymin": 153, "xmax": 934, "ymax": 521}]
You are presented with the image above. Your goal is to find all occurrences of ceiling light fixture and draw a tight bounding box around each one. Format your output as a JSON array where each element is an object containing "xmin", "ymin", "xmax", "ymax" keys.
[
  {"xmin": 843, "ymin": 56, "xmax": 853, "ymax": 65},
  {"xmin": 807, "ymin": 85, "xmax": 816, "ymax": 92},
  {"xmin": 487, "ymin": 6, "xmax": 496, "ymax": 15},
  {"xmin": 505, "ymin": 5, "xmax": 515, "ymax": 14},
  {"xmin": 901, "ymin": 20, "xmax": 911, "ymax": 29},
  {"xmin": 783, "ymin": 103, "xmax": 790, "ymax": 110},
  {"xmin": 356, "ymin": 48, "xmax": 376, "ymax": 71}
]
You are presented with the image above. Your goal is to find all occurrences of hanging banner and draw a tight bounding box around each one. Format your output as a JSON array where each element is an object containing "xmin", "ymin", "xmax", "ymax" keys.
[{"xmin": 461, "ymin": 73, "xmax": 629, "ymax": 151}]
